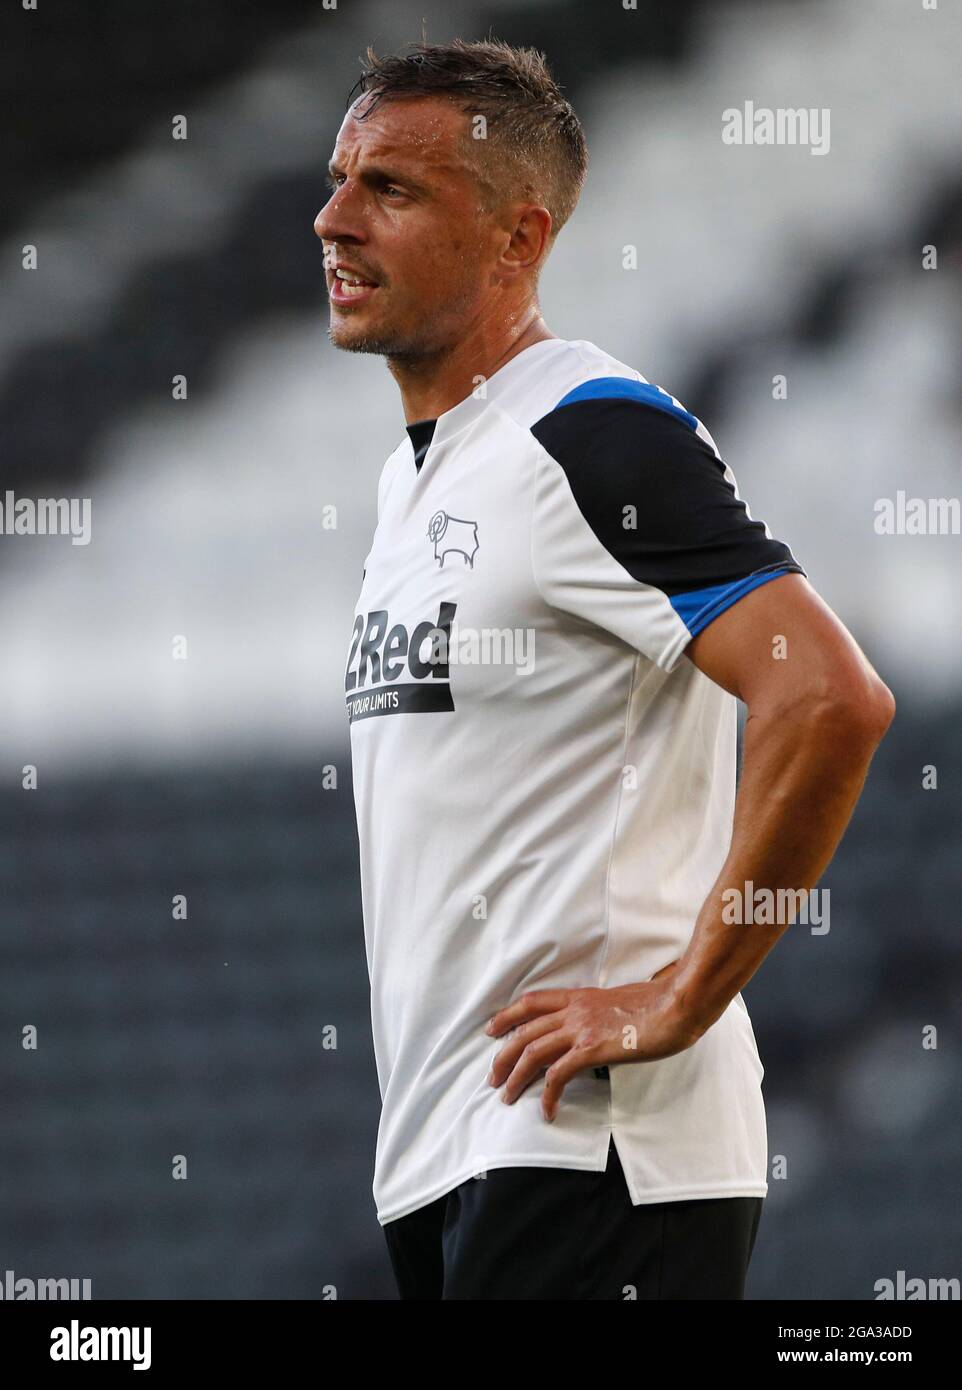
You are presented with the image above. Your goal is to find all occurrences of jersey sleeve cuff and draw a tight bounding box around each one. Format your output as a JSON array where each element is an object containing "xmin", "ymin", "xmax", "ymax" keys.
[
  {"xmin": 670, "ymin": 558, "xmax": 806, "ymax": 636},
  {"xmin": 657, "ymin": 562, "xmax": 807, "ymax": 672}
]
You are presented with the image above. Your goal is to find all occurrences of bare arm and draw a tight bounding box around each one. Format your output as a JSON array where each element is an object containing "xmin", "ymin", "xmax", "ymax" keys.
[
  {"xmin": 486, "ymin": 573, "xmax": 895, "ymax": 1120},
  {"xmin": 654, "ymin": 571, "xmax": 895, "ymax": 1031}
]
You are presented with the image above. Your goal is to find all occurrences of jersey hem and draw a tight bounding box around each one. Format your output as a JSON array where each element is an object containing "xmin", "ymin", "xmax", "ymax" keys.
[
  {"xmin": 375, "ymin": 1153, "xmax": 768, "ymax": 1225},
  {"xmin": 617, "ymin": 1178, "xmax": 769, "ymax": 1206}
]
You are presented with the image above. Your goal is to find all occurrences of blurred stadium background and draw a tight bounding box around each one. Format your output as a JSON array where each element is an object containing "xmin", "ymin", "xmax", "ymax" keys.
[{"xmin": 1, "ymin": 0, "xmax": 959, "ymax": 1299}]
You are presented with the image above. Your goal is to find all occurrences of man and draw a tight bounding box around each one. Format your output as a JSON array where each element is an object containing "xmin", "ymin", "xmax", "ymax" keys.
[{"xmin": 315, "ymin": 38, "xmax": 895, "ymax": 1300}]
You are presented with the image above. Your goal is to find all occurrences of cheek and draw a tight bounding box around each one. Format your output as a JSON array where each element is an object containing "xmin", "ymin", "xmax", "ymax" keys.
[
  {"xmin": 405, "ymin": 253, "xmax": 461, "ymax": 299},
  {"xmin": 386, "ymin": 228, "xmax": 483, "ymax": 309}
]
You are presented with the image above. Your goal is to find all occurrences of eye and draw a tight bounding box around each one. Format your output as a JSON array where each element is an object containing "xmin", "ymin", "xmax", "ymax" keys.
[{"xmin": 326, "ymin": 173, "xmax": 343, "ymax": 193}]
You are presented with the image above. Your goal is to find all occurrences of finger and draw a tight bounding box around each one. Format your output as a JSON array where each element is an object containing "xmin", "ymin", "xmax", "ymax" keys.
[
  {"xmin": 541, "ymin": 1047, "xmax": 596, "ymax": 1122},
  {"xmin": 502, "ymin": 1033, "xmax": 571, "ymax": 1104},
  {"xmin": 488, "ymin": 1014, "xmax": 563, "ymax": 1087},
  {"xmin": 486, "ymin": 990, "xmax": 571, "ymax": 1037}
]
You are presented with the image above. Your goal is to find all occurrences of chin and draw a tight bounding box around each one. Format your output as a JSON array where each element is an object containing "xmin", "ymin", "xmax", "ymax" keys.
[
  {"xmin": 327, "ymin": 315, "xmax": 430, "ymax": 358},
  {"xmin": 328, "ymin": 317, "xmax": 386, "ymax": 353}
]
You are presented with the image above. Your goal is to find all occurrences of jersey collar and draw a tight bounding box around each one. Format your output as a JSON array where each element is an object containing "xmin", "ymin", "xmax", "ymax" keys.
[{"xmin": 423, "ymin": 337, "xmax": 567, "ymax": 453}]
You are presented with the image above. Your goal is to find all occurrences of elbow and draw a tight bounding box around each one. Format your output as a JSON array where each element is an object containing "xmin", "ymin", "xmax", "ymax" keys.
[
  {"xmin": 869, "ymin": 679, "xmax": 896, "ymax": 738},
  {"xmin": 809, "ymin": 674, "xmax": 896, "ymax": 752}
]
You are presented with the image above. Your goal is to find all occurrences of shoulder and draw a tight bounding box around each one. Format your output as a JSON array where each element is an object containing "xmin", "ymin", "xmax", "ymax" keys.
[
  {"xmin": 529, "ymin": 376, "xmax": 733, "ymax": 557},
  {"xmin": 529, "ymin": 373, "xmax": 805, "ymax": 598},
  {"xmin": 530, "ymin": 375, "xmax": 721, "ymax": 479}
]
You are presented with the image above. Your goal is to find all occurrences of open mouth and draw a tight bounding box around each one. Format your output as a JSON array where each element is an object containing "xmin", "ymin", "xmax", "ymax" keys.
[{"xmin": 330, "ymin": 268, "xmax": 379, "ymax": 305}]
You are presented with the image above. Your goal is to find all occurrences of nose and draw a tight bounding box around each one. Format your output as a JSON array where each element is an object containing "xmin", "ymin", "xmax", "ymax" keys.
[
  {"xmin": 313, "ymin": 204, "xmax": 333, "ymax": 242},
  {"xmin": 313, "ymin": 208, "xmax": 333, "ymax": 256},
  {"xmin": 314, "ymin": 202, "xmax": 342, "ymax": 274},
  {"xmin": 314, "ymin": 182, "xmax": 366, "ymax": 248}
]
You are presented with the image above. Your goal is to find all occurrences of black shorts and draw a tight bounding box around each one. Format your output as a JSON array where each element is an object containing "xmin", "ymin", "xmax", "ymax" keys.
[{"xmin": 382, "ymin": 1136, "xmax": 763, "ymax": 1300}]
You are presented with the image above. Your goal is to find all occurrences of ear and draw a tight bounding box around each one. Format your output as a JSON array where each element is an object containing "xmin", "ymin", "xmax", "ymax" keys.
[{"xmin": 501, "ymin": 205, "xmax": 553, "ymax": 278}]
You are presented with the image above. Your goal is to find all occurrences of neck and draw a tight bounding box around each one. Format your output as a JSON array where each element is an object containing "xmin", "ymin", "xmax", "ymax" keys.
[{"xmin": 388, "ymin": 307, "xmax": 557, "ymax": 425}]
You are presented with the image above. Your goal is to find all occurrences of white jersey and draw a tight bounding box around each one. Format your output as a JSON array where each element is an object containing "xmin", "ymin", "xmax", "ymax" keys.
[{"xmin": 345, "ymin": 337, "xmax": 805, "ymax": 1225}]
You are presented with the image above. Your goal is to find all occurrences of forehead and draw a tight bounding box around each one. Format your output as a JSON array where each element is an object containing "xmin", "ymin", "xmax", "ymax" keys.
[{"xmin": 330, "ymin": 95, "xmax": 473, "ymax": 179}]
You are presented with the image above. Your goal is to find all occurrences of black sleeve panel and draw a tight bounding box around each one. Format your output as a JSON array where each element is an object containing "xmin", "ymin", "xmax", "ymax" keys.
[{"xmin": 530, "ymin": 398, "xmax": 805, "ymax": 597}]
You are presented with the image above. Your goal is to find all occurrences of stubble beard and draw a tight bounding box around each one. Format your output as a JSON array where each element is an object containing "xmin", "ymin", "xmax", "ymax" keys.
[{"xmin": 326, "ymin": 272, "xmax": 480, "ymax": 362}]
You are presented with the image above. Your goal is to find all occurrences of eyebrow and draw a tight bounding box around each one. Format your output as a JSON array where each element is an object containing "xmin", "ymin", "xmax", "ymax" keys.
[{"xmin": 326, "ymin": 159, "xmax": 434, "ymax": 197}]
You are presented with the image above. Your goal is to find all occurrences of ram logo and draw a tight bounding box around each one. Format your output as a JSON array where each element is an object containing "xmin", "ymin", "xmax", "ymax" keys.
[{"xmin": 427, "ymin": 509, "xmax": 479, "ymax": 568}]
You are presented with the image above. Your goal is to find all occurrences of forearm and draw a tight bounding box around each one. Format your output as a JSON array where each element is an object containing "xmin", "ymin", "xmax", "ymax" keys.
[{"xmin": 666, "ymin": 691, "xmax": 892, "ymax": 1039}]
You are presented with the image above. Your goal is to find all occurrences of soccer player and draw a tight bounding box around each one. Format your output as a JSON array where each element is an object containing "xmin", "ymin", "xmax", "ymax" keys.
[{"xmin": 316, "ymin": 39, "xmax": 895, "ymax": 1300}]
